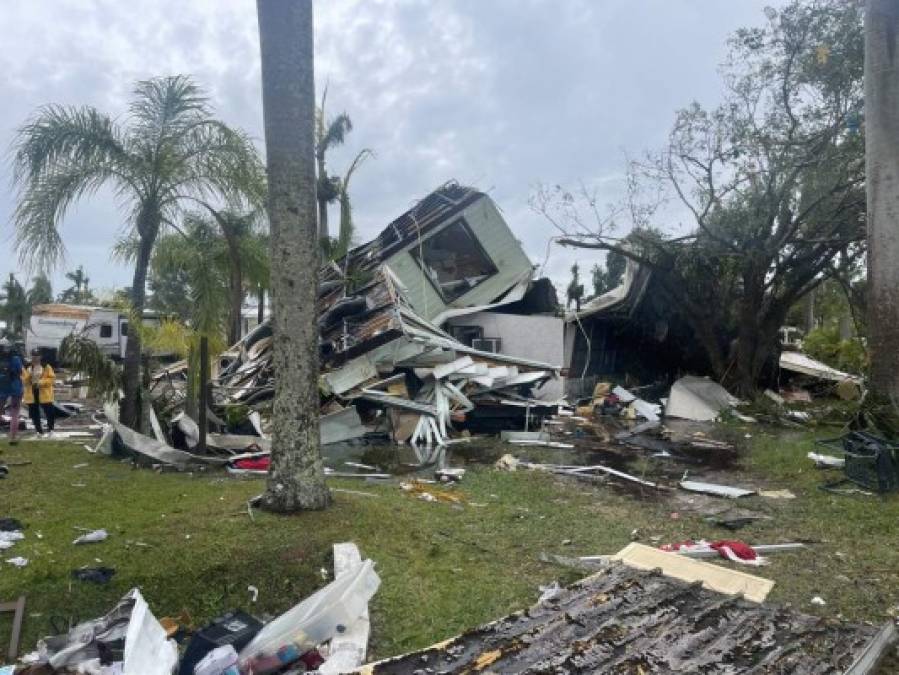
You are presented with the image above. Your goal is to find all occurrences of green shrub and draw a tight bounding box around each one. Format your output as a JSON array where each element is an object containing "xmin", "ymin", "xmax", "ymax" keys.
[{"xmin": 802, "ymin": 325, "xmax": 867, "ymax": 375}]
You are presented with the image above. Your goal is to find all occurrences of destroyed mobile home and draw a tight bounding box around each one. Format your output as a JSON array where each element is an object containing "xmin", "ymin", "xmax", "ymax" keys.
[
  {"xmin": 80, "ymin": 182, "xmax": 866, "ymax": 490},
  {"xmin": 144, "ymin": 183, "xmax": 564, "ymax": 468}
]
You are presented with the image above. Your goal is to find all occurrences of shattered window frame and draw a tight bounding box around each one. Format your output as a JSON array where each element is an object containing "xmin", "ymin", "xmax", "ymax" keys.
[{"xmin": 410, "ymin": 218, "xmax": 499, "ymax": 303}]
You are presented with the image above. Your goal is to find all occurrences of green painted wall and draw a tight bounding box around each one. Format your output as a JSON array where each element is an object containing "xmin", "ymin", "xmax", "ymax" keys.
[{"xmin": 385, "ymin": 196, "xmax": 533, "ymax": 321}]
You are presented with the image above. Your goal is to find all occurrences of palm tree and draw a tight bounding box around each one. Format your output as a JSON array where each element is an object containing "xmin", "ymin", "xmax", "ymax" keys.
[
  {"xmin": 149, "ymin": 212, "xmax": 269, "ymax": 345},
  {"xmin": 27, "ymin": 273, "xmax": 53, "ymax": 306},
  {"xmin": 0, "ymin": 274, "xmax": 29, "ymax": 338},
  {"xmin": 315, "ymin": 86, "xmax": 353, "ymax": 240},
  {"xmin": 60, "ymin": 265, "xmax": 94, "ymax": 304},
  {"xmin": 257, "ymin": 0, "xmax": 331, "ymax": 512},
  {"xmin": 335, "ymin": 148, "xmax": 374, "ymax": 259},
  {"xmin": 865, "ymin": 0, "xmax": 899, "ymax": 413},
  {"xmin": 11, "ymin": 75, "xmax": 261, "ymax": 430}
]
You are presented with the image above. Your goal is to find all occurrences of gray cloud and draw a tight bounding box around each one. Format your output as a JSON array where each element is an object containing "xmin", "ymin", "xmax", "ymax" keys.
[{"xmin": 0, "ymin": 0, "xmax": 782, "ymax": 298}]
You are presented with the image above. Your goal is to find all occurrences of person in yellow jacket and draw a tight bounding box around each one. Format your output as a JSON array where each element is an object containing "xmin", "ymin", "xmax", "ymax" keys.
[{"xmin": 22, "ymin": 349, "xmax": 56, "ymax": 437}]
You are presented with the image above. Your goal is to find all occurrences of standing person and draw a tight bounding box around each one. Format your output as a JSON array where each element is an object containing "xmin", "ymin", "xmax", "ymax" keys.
[
  {"xmin": 0, "ymin": 338, "xmax": 24, "ymax": 445},
  {"xmin": 23, "ymin": 349, "xmax": 56, "ymax": 437}
]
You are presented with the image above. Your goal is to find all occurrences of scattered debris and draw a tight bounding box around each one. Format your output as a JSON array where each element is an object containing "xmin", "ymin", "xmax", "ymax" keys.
[
  {"xmin": 679, "ymin": 479, "xmax": 756, "ymax": 499},
  {"xmin": 319, "ymin": 543, "xmax": 373, "ymax": 674},
  {"xmin": 359, "ymin": 562, "xmax": 891, "ymax": 673},
  {"xmin": 0, "ymin": 596, "xmax": 25, "ymax": 663},
  {"xmin": 238, "ymin": 559, "xmax": 379, "ymax": 674},
  {"xmin": 71, "ymin": 566, "xmax": 117, "ymax": 584},
  {"xmin": 665, "ymin": 376, "xmax": 741, "ymax": 422},
  {"xmin": 611, "ymin": 542, "xmax": 773, "ymax": 602},
  {"xmin": 400, "ymin": 481, "xmax": 465, "ymax": 504},
  {"xmin": 758, "ymin": 489, "xmax": 797, "ymax": 499},
  {"xmin": 72, "ymin": 528, "xmax": 108, "ymax": 545},
  {"xmin": 808, "ymin": 451, "xmax": 845, "ymax": 468}
]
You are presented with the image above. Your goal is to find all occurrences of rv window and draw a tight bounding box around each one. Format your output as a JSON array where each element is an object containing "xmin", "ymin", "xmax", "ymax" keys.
[
  {"xmin": 99, "ymin": 324, "xmax": 113, "ymax": 338},
  {"xmin": 411, "ymin": 219, "xmax": 498, "ymax": 302},
  {"xmin": 120, "ymin": 322, "xmax": 128, "ymax": 336}
]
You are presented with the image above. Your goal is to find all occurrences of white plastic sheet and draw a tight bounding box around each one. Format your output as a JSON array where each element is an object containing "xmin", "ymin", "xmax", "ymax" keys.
[{"xmin": 239, "ymin": 560, "xmax": 380, "ymax": 674}]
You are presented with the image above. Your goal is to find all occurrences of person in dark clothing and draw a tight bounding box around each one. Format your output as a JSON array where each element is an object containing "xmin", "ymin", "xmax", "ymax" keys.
[
  {"xmin": 0, "ymin": 338, "xmax": 24, "ymax": 445},
  {"xmin": 23, "ymin": 349, "xmax": 56, "ymax": 436}
]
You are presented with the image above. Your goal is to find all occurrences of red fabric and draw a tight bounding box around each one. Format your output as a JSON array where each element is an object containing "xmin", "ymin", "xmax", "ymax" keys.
[
  {"xmin": 710, "ymin": 539, "xmax": 758, "ymax": 562},
  {"xmin": 233, "ymin": 456, "xmax": 271, "ymax": 471}
]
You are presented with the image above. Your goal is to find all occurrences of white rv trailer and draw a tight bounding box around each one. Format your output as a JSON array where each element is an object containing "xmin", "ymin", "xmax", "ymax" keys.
[{"xmin": 26, "ymin": 304, "xmax": 160, "ymax": 363}]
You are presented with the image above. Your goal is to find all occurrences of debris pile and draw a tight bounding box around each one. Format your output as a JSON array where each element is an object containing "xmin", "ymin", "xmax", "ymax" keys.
[
  {"xmin": 148, "ymin": 184, "xmax": 561, "ymax": 467},
  {"xmin": 13, "ymin": 543, "xmax": 379, "ymax": 675},
  {"xmin": 362, "ymin": 557, "xmax": 895, "ymax": 673}
]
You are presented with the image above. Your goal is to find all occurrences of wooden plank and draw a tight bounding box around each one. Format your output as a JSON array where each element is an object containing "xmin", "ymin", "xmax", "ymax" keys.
[
  {"xmin": 610, "ymin": 543, "xmax": 774, "ymax": 603},
  {"xmin": 320, "ymin": 544, "xmax": 371, "ymax": 674}
]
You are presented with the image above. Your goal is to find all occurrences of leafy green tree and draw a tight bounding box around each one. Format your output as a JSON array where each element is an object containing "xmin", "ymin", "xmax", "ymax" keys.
[
  {"xmin": 11, "ymin": 75, "xmax": 261, "ymax": 430},
  {"xmin": 536, "ymin": 0, "xmax": 865, "ymax": 394},
  {"xmin": 590, "ymin": 249, "xmax": 626, "ymax": 296},
  {"xmin": 148, "ymin": 212, "xmax": 269, "ymax": 344}
]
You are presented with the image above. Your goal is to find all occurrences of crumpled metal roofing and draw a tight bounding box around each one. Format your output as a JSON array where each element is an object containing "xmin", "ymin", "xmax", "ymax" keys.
[{"xmin": 365, "ymin": 563, "xmax": 891, "ymax": 674}]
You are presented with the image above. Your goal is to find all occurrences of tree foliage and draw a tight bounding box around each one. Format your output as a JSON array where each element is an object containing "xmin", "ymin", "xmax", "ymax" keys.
[
  {"xmin": 11, "ymin": 74, "xmax": 263, "ymax": 429},
  {"xmin": 533, "ymin": 0, "xmax": 865, "ymax": 393}
]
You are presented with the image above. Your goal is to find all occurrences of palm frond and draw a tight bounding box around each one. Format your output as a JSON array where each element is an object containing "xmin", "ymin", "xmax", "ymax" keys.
[
  {"xmin": 12, "ymin": 105, "xmax": 127, "ymax": 183},
  {"xmin": 13, "ymin": 162, "xmax": 122, "ymax": 270},
  {"xmin": 129, "ymin": 75, "xmax": 211, "ymax": 142},
  {"xmin": 317, "ymin": 113, "xmax": 353, "ymax": 155},
  {"xmin": 111, "ymin": 235, "xmax": 142, "ymax": 264},
  {"xmin": 60, "ymin": 333, "xmax": 121, "ymax": 401}
]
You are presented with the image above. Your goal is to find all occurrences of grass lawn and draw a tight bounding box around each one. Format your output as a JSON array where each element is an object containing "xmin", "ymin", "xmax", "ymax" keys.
[{"xmin": 1, "ymin": 432, "xmax": 898, "ymax": 661}]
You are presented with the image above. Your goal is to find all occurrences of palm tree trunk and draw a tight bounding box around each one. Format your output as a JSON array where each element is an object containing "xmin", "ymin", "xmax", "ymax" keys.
[
  {"xmin": 223, "ymin": 230, "xmax": 244, "ymax": 345},
  {"xmin": 317, "ymin": 157, "xmax": 329, "ymax": 240},
  {"xmin": 257, "ymin": 0, "xmax": 330, "ymax": 512},
  {"xmin": 257, "ymin": 286, "xmax": 265, "ymax": 324},
  {"xmin": 121, "ymin": 231, "xmax": 155, "ymax": 431},
  {"xmin": 866, "ymin": 0, "xmax": 899, "ymax": 405}
]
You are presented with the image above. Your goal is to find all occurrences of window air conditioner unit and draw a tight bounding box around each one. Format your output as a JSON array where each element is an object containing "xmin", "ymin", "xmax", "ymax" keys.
[{"xmin": 472, "ymin": 337, "xmax": 502, "ymax": 353}]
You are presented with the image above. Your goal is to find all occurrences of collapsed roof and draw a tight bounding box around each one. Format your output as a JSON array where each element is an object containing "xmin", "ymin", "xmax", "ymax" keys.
[{"xmin": 365, "ymin": 562, "xmax": 894, "ymax": 674}]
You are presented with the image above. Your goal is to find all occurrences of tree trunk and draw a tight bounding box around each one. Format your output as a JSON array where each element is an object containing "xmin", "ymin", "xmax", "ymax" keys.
[
  {"xmin": 317, "ymin": 171, "xmax": 329, "ymax": 241},
  {"xmin": 866, "ymin": 0, "xmax": 899, "ymax": 404},
  {"xmin": 224, "ymin": 230, "xmax": 244, "ymax": 346},
  {"xmin": 805, "ymin": 287, "xmax": 816, "ymax": 334},
  {"xmin": 257, "ymin": 0, "xmax": 330, "ymax": 512},
  {"xmin": 257, "ymin": 286, "xmax": 265, "ymax": 324},
  {"xmin": 121, "ymin": 231, "xmax": 155, "ymax": 431}
]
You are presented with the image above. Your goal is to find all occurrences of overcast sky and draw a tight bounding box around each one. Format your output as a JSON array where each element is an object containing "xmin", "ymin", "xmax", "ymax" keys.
[{"xmin": 0, "ymin": 0, "xmax": 783, "ymax": 299}]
